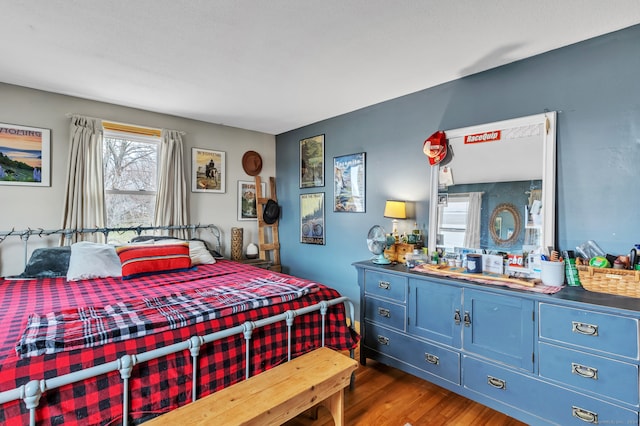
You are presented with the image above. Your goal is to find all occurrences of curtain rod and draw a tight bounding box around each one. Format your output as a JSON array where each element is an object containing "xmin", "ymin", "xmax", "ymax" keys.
[{"xmin": 65, "ymin": 113, "xmax": 186, "ymax": 135}]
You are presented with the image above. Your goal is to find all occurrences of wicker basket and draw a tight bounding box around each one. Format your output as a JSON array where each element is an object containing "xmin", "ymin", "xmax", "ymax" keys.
[{"xmin": 576, "ymin": 266, "xmax": 640, "ymax": 298}]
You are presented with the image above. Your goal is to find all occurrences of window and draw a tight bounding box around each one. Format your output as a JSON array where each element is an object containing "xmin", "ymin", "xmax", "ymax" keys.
[
  {"xmin": 103, "ymin": 129, "xmax": 159, "ymax": 233},
  {"xmin": 437, "ymin": 194, "xmax": 470, "ymax": 250}
]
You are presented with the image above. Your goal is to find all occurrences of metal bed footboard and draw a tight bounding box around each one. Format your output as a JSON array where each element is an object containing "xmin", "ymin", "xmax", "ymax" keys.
[{"xmin": 0, "ymin": 296, "xmax": 356, "ymax": 426}]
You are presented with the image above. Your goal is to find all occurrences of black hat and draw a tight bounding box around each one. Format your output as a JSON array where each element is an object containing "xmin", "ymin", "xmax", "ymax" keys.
[{"xmin": 263, "ymin": 199, "xmax": 280, "ymax": 224}]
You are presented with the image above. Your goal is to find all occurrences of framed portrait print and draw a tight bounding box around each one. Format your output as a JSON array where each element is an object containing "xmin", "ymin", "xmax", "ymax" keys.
[
  {"xmin": 333, "ymin": 152, "xmax": 365, "ymax": 212},
  {"xmin": 192, "ymin": 148, "xmax": 225, "ymax": 193},
  {"xmin": 300, "ymin": 192, "xmax": 325, "ymax": 245},
  {"xmin": 299, "ymin": 134, "xmax": 324, "ymax": 188},
  {"xmin": 0, "ymin": 122, "xmax": 50, "ymax": 186},
  {"xmin": 237, "ymin": 180, "xmax": 266, "ymax": 221}
]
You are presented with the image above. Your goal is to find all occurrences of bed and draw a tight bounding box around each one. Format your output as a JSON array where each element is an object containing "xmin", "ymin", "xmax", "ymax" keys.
[{"xmin": 0, "ymin": 226, "xmax": 359, "ymax": 426}]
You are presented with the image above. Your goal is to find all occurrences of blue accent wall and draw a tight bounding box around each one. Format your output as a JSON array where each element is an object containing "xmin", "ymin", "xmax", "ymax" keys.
[{"xmin": 276, "ymin": 25, "xmax": 640, "ymax": 316}]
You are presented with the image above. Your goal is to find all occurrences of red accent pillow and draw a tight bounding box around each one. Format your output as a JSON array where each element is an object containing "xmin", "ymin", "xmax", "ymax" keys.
[{"xmin": 116, "ymin": 242, "xmax": 192, "ymax": 279}]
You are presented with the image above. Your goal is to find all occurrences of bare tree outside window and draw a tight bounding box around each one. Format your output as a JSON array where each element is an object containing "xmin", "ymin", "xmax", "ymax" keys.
[{"xmin": 103, "ymin": 133, "xmax": 159, "ymax": 239}]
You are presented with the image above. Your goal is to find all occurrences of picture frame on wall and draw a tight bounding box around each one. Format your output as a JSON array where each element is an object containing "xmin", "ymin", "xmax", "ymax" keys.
[
  {"xmin": 299, "ymin": 134, "xmax": 324, "ymax": 188},
  {"xmin": 237, "ymin": 180, "xmax": 266, "ymax": 221},
  {"xmin": 192, "ymin": 148, "xmax": 225, "ymax": 193},
  {"xmin": 0, "ymin": 122, "xmax": 51, "ymax": 187},
  {"xmin": 300, "ymin": 192, "xmax": 325, "ymax": 245},
  {"xmin": 333, "ymin": 152, "xmax": 365, "ymax": 212}
]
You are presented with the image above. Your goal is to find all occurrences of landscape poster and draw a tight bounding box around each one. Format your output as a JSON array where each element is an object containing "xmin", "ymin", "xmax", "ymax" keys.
[{"xmin": 0, "ymin": 123, "xmax": 50, "ymax": 186}]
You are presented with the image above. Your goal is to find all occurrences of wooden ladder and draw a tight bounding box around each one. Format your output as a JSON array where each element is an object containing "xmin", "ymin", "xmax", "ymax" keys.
[{"xmin": 255, "ymin": 176, "xmax": 281, "ymax": 272}]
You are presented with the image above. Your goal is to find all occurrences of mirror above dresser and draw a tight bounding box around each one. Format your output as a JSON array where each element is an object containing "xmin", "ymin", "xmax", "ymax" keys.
[{"xmin": 428, "ymin": 112, "xmax": 557, "ymax": 276}]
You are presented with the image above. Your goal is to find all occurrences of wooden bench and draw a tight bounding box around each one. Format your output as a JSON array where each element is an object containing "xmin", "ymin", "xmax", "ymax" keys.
[{"xmin": 145, "ymin": 347, "xmax": 358, "ymax": 426}]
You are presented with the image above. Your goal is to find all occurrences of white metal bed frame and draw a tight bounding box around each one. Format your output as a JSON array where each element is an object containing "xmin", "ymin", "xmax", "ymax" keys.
[
  {"xmin": 0, "ymin": 224, "xmax": 356, "ymax": 426},
  {"xmin": 0, "ymin": 297, "xmax": 355, "ymax": 426}
]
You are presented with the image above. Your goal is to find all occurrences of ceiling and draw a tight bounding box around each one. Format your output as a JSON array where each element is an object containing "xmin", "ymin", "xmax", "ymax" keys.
[{"xmin": 2, "ymin": 1, "xmax": 639, "ymax": 135}]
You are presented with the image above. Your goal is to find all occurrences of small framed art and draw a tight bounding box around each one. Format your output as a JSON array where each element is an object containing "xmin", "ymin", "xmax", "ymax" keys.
[
  {"xmin": 192, "ymin": 148, "xmax": 225, "ymax": 193},
  {"xmin": 333, "ymin": 152, "xmax": 365, "ymax": 212},
  {"xmin": 300, "ymin": 192, "xmax": 325, "ymax": 245},
  {"xmin": 237, "ymin": 180, "xmax": 266, "ymax": 221},
  {"xmin": 0, "ymin": 122, "xmax": 51, "ymax": 186},
  {"xmin": 300, "ymin": 134, "xmax": 324, "ymax": 188}
]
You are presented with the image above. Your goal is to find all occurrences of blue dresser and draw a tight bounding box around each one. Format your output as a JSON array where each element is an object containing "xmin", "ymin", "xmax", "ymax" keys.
[{"xmin": 355, "ymin": 261, "xmax": 640, "ymax": 425}]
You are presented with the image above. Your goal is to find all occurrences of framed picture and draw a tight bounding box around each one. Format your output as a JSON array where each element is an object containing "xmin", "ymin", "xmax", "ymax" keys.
[
  {"xmin": 0, "ymin": 122, "xmax": 50, "ymax": 186},
  {"xmin": 192, "ymin": 148, "xmax": 225, "ymax": 193},
  {"xmin": 333, "ymin": 152, "xmax": 365, "ymax": 212},
  {"xmin": 300, "ymin": 134, "xmax": 324, "ymax": 188},
  {"xmin": 300, "ymin": 192, "xmax": 325, "ymax": 245},
  {"xmin": 237, "ymin": 180, "xmax": 266, "ymax": 221}
]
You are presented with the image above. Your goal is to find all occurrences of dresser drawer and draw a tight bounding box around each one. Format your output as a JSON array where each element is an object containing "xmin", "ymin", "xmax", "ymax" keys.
[
  {"xmin": 540, "ymin": 383, "xmax": 638, "ymax": 426},
  {"xmin": 364, "ymin": 270, "xmax": 407, "ymax": 302},
  {"xmin": 364, "ymin": 322, "xmax": 460, "ymax": 385},
  {"xmin": 463, "ymin": 356, "xmax": 539, "ymax": 413},
  {"xmin": 539, "ymin": 342, "xmax": 639, "ymax": 406},
  {"xmin": 364, "ymin": 296, "xmax": 406, "ymax": 331},
  {"xmin": 463, "ymin": 355, "xmax": 639, "ymax": 425},
  {"xmin": 539, "ymin": 303, "xmax": 639, "ymax": 360}
]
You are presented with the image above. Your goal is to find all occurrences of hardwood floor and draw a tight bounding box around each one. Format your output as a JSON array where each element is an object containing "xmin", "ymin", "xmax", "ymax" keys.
[{"xmin": 284, "ymin": 347, "xmax": 527, "ymax": 426}]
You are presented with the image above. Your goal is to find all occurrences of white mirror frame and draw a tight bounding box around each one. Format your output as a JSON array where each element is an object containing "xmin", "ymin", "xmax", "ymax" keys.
[{"xmin": 428, "ymin": 112, "xmax": 557, "ymax": 258}]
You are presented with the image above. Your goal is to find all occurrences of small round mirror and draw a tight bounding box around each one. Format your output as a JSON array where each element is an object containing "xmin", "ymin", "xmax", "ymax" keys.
[{"xmin": 489, "ymin": 203, "xmax": 521, "ymax": 246}]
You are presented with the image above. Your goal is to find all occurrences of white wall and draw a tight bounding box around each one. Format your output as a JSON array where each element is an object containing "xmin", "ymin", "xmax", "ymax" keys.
[{"xmin": 0, "ymin": 83, "xmax": 275, "ymax": 276}]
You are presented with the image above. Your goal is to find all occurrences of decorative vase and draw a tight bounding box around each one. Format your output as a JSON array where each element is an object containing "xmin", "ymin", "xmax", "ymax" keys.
[
  {"xmin": 231, "ymin": 227, "xmax": 243, "ymax": 261},
  {"xmin": 246, "ymin": 243, "xmax": 259, "ymax": 259}
]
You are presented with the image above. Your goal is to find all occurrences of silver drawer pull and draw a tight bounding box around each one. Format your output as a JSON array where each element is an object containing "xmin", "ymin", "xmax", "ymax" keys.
[
  {"xmin": 377, "ymin": 307, "xmax": 391, "ymax": 318},
  {"xmin": 572, "ymin": 363, "xmax": 598, "ymax": 380},
  {"xmin": 378, "ymin": 281, "xmax": 391, "ymax": 290},
  {"xmin": 487, "ymin": 375, "xmax": 506, "ymax": 390},
  {"xmin": 424, "ymin": 353, "xmax": 439, "ymax": 365},
  {"xmin": 572, "ymin": 321, "xmax": 598, "ymax": 336},
  {"xmin": 572, "ymin": 406, "xmax": 598, "ymax": 423},
  {"xmin": 377, "ymin": 335, "xmax": 390, "ymax": 345}
]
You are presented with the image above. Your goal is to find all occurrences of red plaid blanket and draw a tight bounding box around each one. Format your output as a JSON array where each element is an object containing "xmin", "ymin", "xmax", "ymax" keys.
[
  {"xmin": 17, "ymin": 274, "xmax": 317, "ymax": 358},
  {"xmin": 0, "ymin": 261, "xmax": 358, "ymax": 426}
]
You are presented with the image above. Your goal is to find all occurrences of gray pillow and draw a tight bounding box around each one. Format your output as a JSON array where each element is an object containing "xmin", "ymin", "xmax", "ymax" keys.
[{"xmin": 19, "ymin": 246, "xmax": 72, "ymax": 278}]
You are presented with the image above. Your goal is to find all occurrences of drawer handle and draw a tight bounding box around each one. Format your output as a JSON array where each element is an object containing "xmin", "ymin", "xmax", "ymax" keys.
[
  {"xmin": 572, "ymin": 321, "xmax": 598, "ymax": 336},
  {"xmin": 377, "ymin": 335, "xmax": 390, "ymax": 345},
  {"xmin": 572, "ymin": 363, "xmax": 598, "ymax": 380},
  {"xmin": 454, "ymin": 309, "xmax": 461, "ymax": 325},
  {"xmin": 572, "ymin": 406, "xmax": 598, "ymax": 423},
  {"xmin": 378, "ymin": 281, "xmax": 391, "ymax": 290},
  {"xmin": 487, "ymin": 375, "xmax": 506, "ymax": 390},
  {"xmin": 424, "ymin": 353, "xmax": 440, "ymax": 365},
  {"xmin": 377, "ymin": 307, "xmax": 391, "ymax": 318}
]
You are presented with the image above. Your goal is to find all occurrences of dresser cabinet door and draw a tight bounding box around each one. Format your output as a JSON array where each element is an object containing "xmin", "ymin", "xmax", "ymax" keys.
[
  {"xmin": 463, "ymin": 289, "xmax": 535, "ymax": 372},
  {"xmin": 408, "ymin": 278, "xmax": 462, "ymax": 348}
]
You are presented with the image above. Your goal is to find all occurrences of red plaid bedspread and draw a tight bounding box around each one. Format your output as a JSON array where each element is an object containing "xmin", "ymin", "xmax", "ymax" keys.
[{"xmin": 0, "ymin": 261, "xmax": 358, "ymax": 425}]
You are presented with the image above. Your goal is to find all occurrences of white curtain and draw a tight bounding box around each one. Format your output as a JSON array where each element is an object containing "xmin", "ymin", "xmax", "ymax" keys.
[
  {"xmin": 154, "ymin": 129, "xmax": 189, "ymax": 239},
  {"xmin": 463, "ymin": 192, "xmax": 483, "ymax": 248},
  {"xmin": 61, "ymin": 116, "xmax": 105, "ymax": 242}
]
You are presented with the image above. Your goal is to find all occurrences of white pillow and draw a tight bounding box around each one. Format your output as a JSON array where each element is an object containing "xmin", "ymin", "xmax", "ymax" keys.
[
  {"xmin": 188, "ymin": 240, "xmax": 216, "ymax": 265},
  {"xmin": 66, "ymin": 242, "xmax": 123, "ymax": 281}
]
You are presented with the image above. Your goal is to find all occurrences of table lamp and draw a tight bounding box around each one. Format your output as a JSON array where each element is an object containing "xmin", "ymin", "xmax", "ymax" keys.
[{"xmin": 384, "ymin": 200, "xmax": 406, "ymax": 240}]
